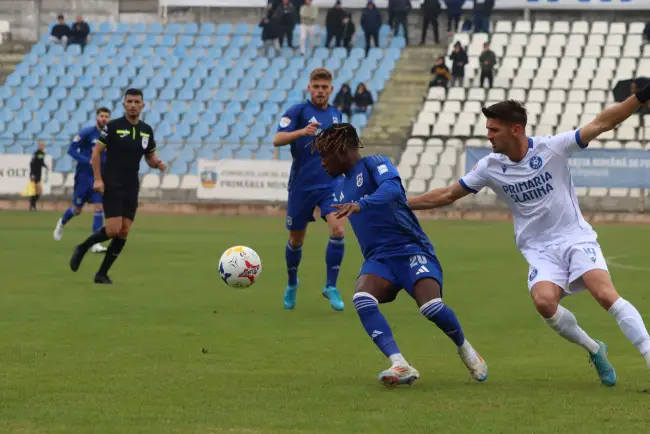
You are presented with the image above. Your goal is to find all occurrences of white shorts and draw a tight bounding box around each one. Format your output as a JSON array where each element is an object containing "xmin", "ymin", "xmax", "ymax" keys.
[{"xmin": 522, "ymin": 241, "xmax": 609, "ymax": 297}]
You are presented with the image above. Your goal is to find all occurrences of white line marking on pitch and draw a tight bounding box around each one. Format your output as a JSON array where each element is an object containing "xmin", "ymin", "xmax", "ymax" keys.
[{"xmin": 606, "ymin": 255, "xmax": 650, "ymax": 272}]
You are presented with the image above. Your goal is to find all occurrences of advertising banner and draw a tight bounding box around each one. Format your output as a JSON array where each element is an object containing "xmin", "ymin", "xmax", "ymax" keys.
[
  {"xmin": 197, "ymin": 158, "xmax": 291, "ymax": 201},
  {"xmin": 0, "ymin": 154, "xmax": 53, "ymax": 195},
  {"xmin": 465, "ymin": 147, "xmax": 650, "ymax": 188},
  {"xmin": 161, "ymin": 0, "xmax": 649, "ymax": 10}
]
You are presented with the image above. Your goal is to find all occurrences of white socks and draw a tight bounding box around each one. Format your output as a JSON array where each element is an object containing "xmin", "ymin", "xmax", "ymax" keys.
[
  {"xmin": 389, "ymin": 353, "xmax": 408, "ymax": 366},
  {"xmin": 608, "ymin": 298, "xmax": 650, "ymax": 359},
  {"xmin": 544, "ymin": 305, "xmax": 600, "ymax": 354}
]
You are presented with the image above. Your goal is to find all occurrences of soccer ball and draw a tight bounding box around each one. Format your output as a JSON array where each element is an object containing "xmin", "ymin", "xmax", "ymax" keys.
[{"xmin": 218, "ymin": 246, "xmax": 262, "ymax": 288}]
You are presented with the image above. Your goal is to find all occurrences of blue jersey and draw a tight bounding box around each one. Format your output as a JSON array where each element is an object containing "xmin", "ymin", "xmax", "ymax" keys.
[
  {"xmin": 337, "ymin": 155, "xmax": 436, "ymax": 261},
  {"xmin": 277, "ymin": 100, "xmax": 342, "ymax": 192},
  {"xmin": 68, "ymin": 125, "xmax": 105, "ymax": 181}
]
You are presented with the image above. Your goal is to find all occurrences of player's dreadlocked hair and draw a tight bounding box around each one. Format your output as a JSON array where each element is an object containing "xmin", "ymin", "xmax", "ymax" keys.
[{"xmin": 312, "ymin": 123, "xmax": 363, "ymax": 155}]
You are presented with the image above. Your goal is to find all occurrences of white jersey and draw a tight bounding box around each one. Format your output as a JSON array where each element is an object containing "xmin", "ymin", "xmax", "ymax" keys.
[{"xmin": 460, "ymin": 130, "xmax": 597, "ymax": 252}]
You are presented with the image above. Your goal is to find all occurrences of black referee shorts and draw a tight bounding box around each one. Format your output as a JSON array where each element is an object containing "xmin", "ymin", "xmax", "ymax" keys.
[
  {"xmin": 31, "ymin": 173, "xmax": 41, "ymax": 184},
  {"xmin": 103, "ymin": 186, "xmax": 139, "ymax": 221}
]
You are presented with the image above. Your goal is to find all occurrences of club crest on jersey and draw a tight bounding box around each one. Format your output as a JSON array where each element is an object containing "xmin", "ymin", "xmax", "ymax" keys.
[
  {"xmin": 332, "ymin": 117, "xmax": 339, "ymax": 124},
  {"xmin": 529, "ymin": 268, "xmax": 538, "ymax": 281},
  {"xmin": 141, "ymin": 136, "xmax": 149, "ymax": 149},
  {"xmin": 279, "ymin": 117, "xmax": 291, "ymax": 128},
  {"xmin": 356, "ymin": 172, "xmax": 363, "ymax": 187},
  {"xmin": 529, "ymin": 156, "xmax": 543, "ymax": 170},
  {"xmin": 501, "ymin": 165, "xmax": 508, "ymax": 173}
]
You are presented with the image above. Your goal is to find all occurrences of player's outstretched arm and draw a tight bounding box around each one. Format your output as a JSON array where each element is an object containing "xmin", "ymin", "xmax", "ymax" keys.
[
  {"xmin": 273, "ymin": 122, "xmax": 321, "ymax": 147},
  {"xmin": 408, "ymin": 182, "xmax": 470, "ymax": 210},
  {"xmin": 579, "ymin": 84, "xmax": 650, "ymax": 145}
]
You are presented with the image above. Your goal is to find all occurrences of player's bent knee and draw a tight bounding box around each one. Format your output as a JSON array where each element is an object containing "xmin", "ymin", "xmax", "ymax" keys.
[
  {"xmin": 329, "ymin": 224, "xmax": 344, "ymax": 238},
  {"xmin": 73, "ymin": 207, "xmax": 83, "ymax": 215},
  {"xmin": 531, "ymin": 290, "xmax": 560, "ymax": 318},
  {"xmin": 288, "ymin": 231, "xmax": 306, "ymax": 248}
]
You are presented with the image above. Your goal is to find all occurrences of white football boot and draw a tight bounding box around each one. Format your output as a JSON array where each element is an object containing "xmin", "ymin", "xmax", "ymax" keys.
[
  {"xmin": 378, "ymin": 364, "xmax": 420, "ymax": 387},
  {"xmin": 53, "ymin": 219, "xmax": 64, "ymax": 241},
  {"xmin": 91, "ymin": 244, "xmax": 107, "ymax": 253},
  {"xmin": 458, "ymin": 340, "xmax": 488, "ymax": 382}
]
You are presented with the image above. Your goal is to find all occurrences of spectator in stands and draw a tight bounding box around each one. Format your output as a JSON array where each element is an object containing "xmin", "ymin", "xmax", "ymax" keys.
[
  {"xmin": 50, "ymin": 15, "xmax": 70, "ymax": 45},
  {"xmin": 300, "ymin": 0, "xmax": 318, "ymax": 55},
  {"xmin": 342, "ymin": 13, "xmax": 356, "ymax": 53},
  {"xmin": 479, "ymin": 42, "xmax": 496, "ymax": 88},
  {"xmin": 260, "ymin": 4, "xmax": 279, "ymax": 53},
  {"xmin": 68, "ymin": 16, "xmax": 90, "ymax": 51},
  {"xmin": 420, "ymin": 0, "xmax": 441, "ymax": 45},
  {"xmin": 274, "ymin": 0, "xmax": 298, "ymax": 48},
  {"xmin": 353, "ymin": 83, "xmax": 374, "ymax": 113},
  {"xmin": 472, "ymin": 0, "xmax": 493, "ymax": 33},
  {"xmin": 390, "ymin": 0, "xmax": 411, "ymax": 45},
  {"xmin": 449, "ymin": 41, "xmax": 467, "ymax": 87},
  {"xmin": 644, "ymin": 21, "xmax": 650, "ymax": 44},
  {"xmin": 334, "ymin": 83, "xmax": 353, "ymax": 118},
  {"xmin": 429, "ymin": 56, "xmax": 450, "ymax": 88},
  {"xmin": 325, "ymin": 1, "xmax": 346, "ymax": 48},
  {"xmin": 361, "ymin": 1, "xmax": 382, "ymax": 57},
  {"xmin": 444, "ymin": 0, "xmax": 465, "ymax": 35}
]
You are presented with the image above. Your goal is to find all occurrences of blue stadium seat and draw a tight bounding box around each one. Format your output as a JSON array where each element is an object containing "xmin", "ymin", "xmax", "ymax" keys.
[
  {"xmin": 161, "ymin": 35, "xmax": 176, "ymax": 47},
  {"xmin": 116, "ymin": 22, "xmax": 130, "ymax": 34},
  {"xmin": 183, "ymin": 23, "xmax": 199, "ymax": 34},
  {"xmin": 178, "ymin": 89, "xmax": 194, "ymax": 101},
  {"xmin": 207, "ymin": 101, "xmax": 224, "ymax": 114},
  {"xmin": 133, "ymin": 22, "xmax": 147, "ymax": 33},
  {"xmin": 55, "ymin": 158, "xmax": 73, "ymax": 173},
  {"xmin": 98, "ymin": 22, "xmax": 113, "ymax": 33},
  {"xmin": 199, "ymin": 23, "xmax": 216, "ymax": 35},
  {"xmin": 166, "ymin": 23, "xmax": 182, "ymax": 35},
  {"xmin": 148, "ymin": 23, "xmax": 164, "ymax": 34},
  {"xmin": 216, "ymin": 23, "xmax": 233, "ymax": 36},
  {"xmin": 256, "ymin": 149, "xmax": 274, "ymax": 160}
]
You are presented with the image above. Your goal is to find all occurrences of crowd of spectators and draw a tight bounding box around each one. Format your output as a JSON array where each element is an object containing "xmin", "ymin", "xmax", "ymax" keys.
[{"xmin": 50, "ymin": 14, "xmax": 90, "ymax": 51}]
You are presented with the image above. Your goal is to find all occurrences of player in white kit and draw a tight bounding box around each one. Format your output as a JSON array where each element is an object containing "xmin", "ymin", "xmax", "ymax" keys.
[{"xmin": 408, "ymin": 85, "xmax": 650, "ymax": 387}]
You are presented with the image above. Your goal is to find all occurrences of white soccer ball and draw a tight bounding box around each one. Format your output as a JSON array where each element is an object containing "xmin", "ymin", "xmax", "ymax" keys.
[{"xmin": 218, "ymin": 246, "xmax": 263, "ymax": 288}]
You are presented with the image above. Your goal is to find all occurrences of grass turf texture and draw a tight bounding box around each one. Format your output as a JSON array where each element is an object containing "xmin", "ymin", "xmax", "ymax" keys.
[{"xmin": 1, "ymin": 211, "xmax": 649, "ymax": 434}]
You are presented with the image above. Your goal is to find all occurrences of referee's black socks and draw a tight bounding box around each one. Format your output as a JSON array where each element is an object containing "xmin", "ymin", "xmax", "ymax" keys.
[
  {"xmin": 79, "ymin": 227, "xmax": 110, "ymax": 250},
  {"xmin": 98, "ymin": 238, "xmax": 126, "ymax": 276}
]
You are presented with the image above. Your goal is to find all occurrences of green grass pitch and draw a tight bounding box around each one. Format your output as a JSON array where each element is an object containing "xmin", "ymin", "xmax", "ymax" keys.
[{"xmin": 1, "ymin": 211, "xmax": 649, "ymax": 433}]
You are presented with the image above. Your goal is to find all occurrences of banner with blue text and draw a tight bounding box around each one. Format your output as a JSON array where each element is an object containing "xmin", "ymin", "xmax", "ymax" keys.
[{"xmin": 465, "ymin": 147, "xmax": 650, "ymax": 189}]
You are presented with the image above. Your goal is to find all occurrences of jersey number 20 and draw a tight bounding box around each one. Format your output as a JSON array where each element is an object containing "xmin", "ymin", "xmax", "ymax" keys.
[{"xmin": 409, "ymin": 255, "xmax": 427, "ymax": 268}]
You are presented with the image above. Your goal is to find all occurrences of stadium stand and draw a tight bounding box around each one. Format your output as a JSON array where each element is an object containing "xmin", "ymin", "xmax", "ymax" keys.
[
  {"xmin": 402, "ymin": 19, "xmax": 650, "ymax": 204},
  {"xmin": 0, "ymin": 21, "xmax": 405, "ymax": 191}
]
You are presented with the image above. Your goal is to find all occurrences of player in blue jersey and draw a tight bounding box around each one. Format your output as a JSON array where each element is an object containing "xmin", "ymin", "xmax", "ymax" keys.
[
  {"xmin": 273, "ymin": 68, "xmax": 346, "ymax": 311},
  {"xmin": 313, "ymin": 123, "xmax": 488, "ymax": 386},
  {"xmin": 53, "ymin": 107, "xmax": 111, "ymax": 253}
]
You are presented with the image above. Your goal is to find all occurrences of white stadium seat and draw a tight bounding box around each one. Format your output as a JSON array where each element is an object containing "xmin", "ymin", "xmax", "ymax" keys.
[
  {"xmin": 411, "ymin": 123, "xmax": 430, "ymax": 137},
  {"xmin": 571, "ymin": 21, "xmax": 589, "ymax": 34},
  {"xmin": 609, "ymin": 23, "xmax": 626, "ymax": 34},
  {"xmin": 417, "ymin": 111, "xmax": 436, "ymax": 125},
  {"xmin": 142, "ymin": 174, "xmax": 160, "ymax": 189},
  {"xmin": 427, "ymin": 87, "xmax": 446, "ymax": 100},
  {"xmin": 591, "ymin": 21, "xmax": 609, "ymax": 34},
  {"xmin": 64, "ymin": 173, "xmax": 75, "ymax": 188},
  {"xmin": 434, "ymin": 165, "xmax": 454, "ymax": 181},
  {"xmin": 50, "ymin": 172, "xmax": 64, "ymax": 188},
  {"xmin": 407, "ymin": 179, "xmax": 426, "ymax": 195},
  {"xmin": 180, "ymin": 175, "xmax": 198, "ymax": 190},
  {"xmin": 629, "ymin": 22, "xmax": 645, "ymax": 34},
  {"xmin": 532, "ymin": 20, "xmax": 550, "ymax": 34},
  {"xmin": 406, "ymin": 138, "xmax": 424, "ymax": 147},
  {"xmin": 552, "ymin": 21, "xmax": 570, "ymax": 34},
  {"xmin": 514, "ymin": 21, "xmax": 531, "ymax": 33},
  {"xmin": 423, "ymin": 101, "xmax": 442, "ymax": 113},
  {"xmin": 494, "ymin": 21, "xmax": 512, "ymax": 33},
  {"xmin": 161, "ymin": 174, "xmax": 180, "ymax": 189}
]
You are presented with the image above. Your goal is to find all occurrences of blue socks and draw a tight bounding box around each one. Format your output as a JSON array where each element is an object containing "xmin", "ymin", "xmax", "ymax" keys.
[
  {"xmin": 353, "ymin": 292, "xmax": 401, "ymax": 358},
  {"xmin": 61, "ymin": 207, "xmax": 78, "ymax": 225},
  {"xmin": 286, "ymin": 241, "xmax": 302, "ymax": 287},
  {"xmin": 325, "ymin": 236, "xmax": 344, "ymax": 288},
  {"xmin": 93, "ymin": 210, "xmax": 103, "ymax": 233},
  {"xmin": 420, "ymin": 298, "xmax": 466, "ymax": 346}
]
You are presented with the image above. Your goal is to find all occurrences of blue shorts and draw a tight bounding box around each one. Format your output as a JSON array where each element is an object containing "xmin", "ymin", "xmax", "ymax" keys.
[
  {"xmin": 359, "ymin": 253, "xmax": 443, "ymax": 299},
  {"xmin": 286, "ymin": 188, "xmax": 337, "ymax": 230},
  {"xmin": 73, "ymin": 182, "xmax": 102, "ymax": 208}
]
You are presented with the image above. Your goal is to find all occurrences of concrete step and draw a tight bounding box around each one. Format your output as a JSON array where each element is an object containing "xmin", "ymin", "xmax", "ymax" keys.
[
  {"xmin": 0, "ymin": 54, "xmax": 25, "ymax": 64},
  {"xmin": 0, "ymin": 40, "xmax": 31, "ymax": 54}
]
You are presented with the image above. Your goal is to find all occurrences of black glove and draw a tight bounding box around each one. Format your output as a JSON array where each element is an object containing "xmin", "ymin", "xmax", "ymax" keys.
[{"xmin": 635, "ymin": 84, "xmax": 650, "ymax": 104}]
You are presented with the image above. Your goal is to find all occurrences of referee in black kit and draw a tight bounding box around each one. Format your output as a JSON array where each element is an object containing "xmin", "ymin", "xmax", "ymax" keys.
[
  {"xmin": 70, "ymin": 88, "xmax": 166, "ymax": 284},
  {"xmin": 29, "ymin": 140, "xmax": 48, "ymax": 211}
]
